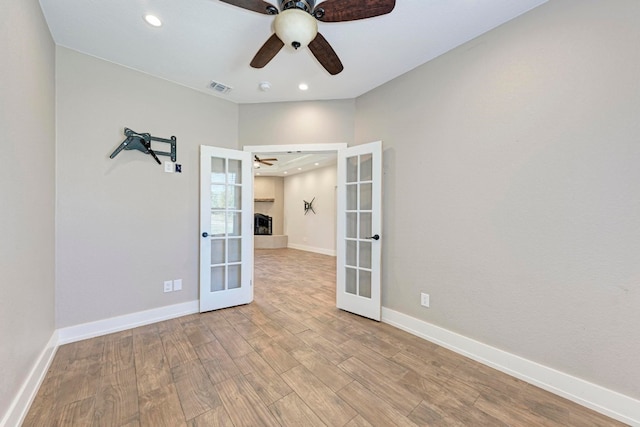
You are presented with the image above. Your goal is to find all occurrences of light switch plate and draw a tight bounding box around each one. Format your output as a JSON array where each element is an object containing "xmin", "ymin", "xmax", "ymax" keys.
[
  {"xmin": 164, "ymin": 161, "xmax": 174, "ymax": 173},
  {"xmin": 173, "ymin": 279, "xmax": 182, "ymax": 291}
]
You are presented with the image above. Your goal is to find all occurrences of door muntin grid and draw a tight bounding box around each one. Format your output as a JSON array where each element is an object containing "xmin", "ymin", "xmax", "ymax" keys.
[
  {"xmin": 209, "ymin": 157, "xmax": 243, "ymax": 293},
  {"xmin": 344, "ymin": 153, "xmax": 374, "ymax": 299}
]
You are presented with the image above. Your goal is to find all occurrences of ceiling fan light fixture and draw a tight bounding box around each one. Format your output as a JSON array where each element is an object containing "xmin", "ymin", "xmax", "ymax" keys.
[{"xmin": 274, "ymin": 9, "xmax": 318, "ymax": 50}]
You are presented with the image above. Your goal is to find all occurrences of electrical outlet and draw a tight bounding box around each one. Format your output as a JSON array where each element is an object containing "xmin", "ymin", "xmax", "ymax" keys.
[
  {"xmin": 164, "ymin": 161, "xmax": 174, "ymax": 173},
  {"xmin": 421, "ymin": 292, "xmax": 430, "ymax": 308},
  {"xmin": 163, "ymin": 280, "xmax": 173, "ymax": 293},
  {"xmin": 173, "ymin": 279, "xmax": 182, "ymax": 291}
]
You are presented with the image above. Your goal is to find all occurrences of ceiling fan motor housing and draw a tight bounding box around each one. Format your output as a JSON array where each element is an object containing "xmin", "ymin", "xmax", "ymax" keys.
[{"xmin": 280, "ymin": 1, "xmax": 315, "ymax": 13}]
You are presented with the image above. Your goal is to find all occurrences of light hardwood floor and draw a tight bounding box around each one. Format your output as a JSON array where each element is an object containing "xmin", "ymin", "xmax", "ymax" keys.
[{"xmin": 24, "ymin": 248, "xmax": 625, "ymax": 426}]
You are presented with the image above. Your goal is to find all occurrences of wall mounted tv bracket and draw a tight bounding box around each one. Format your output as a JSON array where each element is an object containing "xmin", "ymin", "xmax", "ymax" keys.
[
  {"xmin": 110, "ymin": 127, "xmax": 176, "ymax": 165},
  {"xmin": 304, "ymin": 197, "xmax": 316, "ymax": 215}
]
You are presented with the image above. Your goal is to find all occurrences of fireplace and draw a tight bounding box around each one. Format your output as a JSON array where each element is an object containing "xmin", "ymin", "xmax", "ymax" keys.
[{"xmin": 254, "ymin": 213, "xmax": 272, "ymax": 235}]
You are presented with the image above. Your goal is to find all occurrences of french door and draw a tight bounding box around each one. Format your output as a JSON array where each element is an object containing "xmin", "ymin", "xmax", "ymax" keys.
[
  {"xmin": 199, "ymin": 146, "xmax": 253, "ymax": 312},
  {"xmin": 336, "ymin": 141, "xmax": 382, "ymax": 321},
  {"xmin": 200, "ymin": 142, "xmax": 382, "ymax": 319}
]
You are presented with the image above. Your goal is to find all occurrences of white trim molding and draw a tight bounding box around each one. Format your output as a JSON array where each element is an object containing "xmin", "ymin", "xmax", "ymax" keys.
[
  {"xmin": 243, "ymin": 143, "xmax": 348, "ymax": 154},
  {"xmin": 1, "ymin": 331, "xmax": 58, "ymax": 427},
  {"xmin": 381, "ymin": 307, "xmax": 640, "ymax": 426},
  {"xmin": 57, "ymin": 300, "xmax": 199, "ymax": 345}
]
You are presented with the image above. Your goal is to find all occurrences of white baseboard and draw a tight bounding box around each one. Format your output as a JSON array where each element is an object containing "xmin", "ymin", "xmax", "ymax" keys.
[
  {"xmin": 57, "ymin": 300, "xmax": 199, "ymax": 345},
  {"xmin": 287, "ymin": 243, "xmax": 336, "ymax": 257},
  {"xmin": 381, "ymin": 307, "xmax": 640, "ymax": 426},
  {"xmin": 1, "ymin": 331, "xmax": 58, "ymax": 427}
]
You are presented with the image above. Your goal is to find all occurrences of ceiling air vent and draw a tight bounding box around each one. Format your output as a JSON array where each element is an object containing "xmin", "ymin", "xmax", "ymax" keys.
[{"xmin": 209, "ymin": 81, "xmax": 232, "ymax": 94}]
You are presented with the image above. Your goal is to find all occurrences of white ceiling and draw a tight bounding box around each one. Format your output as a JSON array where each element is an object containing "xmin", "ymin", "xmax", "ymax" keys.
[
  {"xmin": 253, "ymin": 151, "xmax": 338, "ymax": 177},
  {"xmin": 39, "ymin": 0, "xmax": 547, "ymax": 104}
]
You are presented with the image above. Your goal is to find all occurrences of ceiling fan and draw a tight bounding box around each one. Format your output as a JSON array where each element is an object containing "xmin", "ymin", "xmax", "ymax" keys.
[
  {"xmin": 254, "ymin": 154, "xmax": 278, "ymax": 166},
  {"xmin": 220, "ymin": 0, "xmax": 396, "ymax": 75}
]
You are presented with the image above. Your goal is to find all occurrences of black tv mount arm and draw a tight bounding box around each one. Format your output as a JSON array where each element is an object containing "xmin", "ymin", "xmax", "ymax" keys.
[{"xmin": 110, "ymin": 127, "xmax": 176, "ymax": 165}]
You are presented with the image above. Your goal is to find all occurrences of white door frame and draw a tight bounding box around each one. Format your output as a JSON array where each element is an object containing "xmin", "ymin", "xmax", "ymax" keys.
[{"xmin": 244, "ymin": 143, "xmax": 348, "ymax": 154}]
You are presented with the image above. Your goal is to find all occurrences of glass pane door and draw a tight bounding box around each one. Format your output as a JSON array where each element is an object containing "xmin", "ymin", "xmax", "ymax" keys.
[
  {"xmin": 336, "ymin": 141, "xmax": 382, "ymax": 321},
  {"xmin": 200, "ymin": 146, "xmax": 253, "ymax": 312},
  {"xmin": 209, "ymin": 157, "xmax": 243, "ymax": 292},
  {"xmin": 345, "ymin": 153, "xmax": 374, "ymax": 299}
]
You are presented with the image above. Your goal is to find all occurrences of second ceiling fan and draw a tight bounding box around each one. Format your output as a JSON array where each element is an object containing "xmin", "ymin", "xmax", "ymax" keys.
[
  {"xmin": 220, "ymin": 0, "xmax": 396, "ymax": 75},
  {"xmin": 254, "ymin": 155, "xmax": 278, "ymax": 166}
]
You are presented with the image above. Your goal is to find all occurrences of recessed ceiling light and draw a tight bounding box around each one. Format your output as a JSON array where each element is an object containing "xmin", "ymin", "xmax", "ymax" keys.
[
  {"xmin": 298, "ymin": 167, "xmax": 302, "ymax": 170},
  {"xmin": 256, "ymin": 172, "xmax": 261, "ymax": 175},
  {"xmin": 314, "ymin": 162, "xmax": 319, "ymax": 166},
  {"xmin": 144, "ymin": 14, "xmax": 162, "ymax": 27},
  {"xmin": 284, "ymin": 171, "xmax": 288, "ymax": 174},
  {"xmin": 298, "ymin": 83, "xmax": 309, "ymax": 91}
]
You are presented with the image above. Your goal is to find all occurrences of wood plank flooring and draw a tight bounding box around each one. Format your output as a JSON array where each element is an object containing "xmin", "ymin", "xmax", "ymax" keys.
[{"xmin": 24, "ymin": 248, "xmax": 626, "ymax": 426}]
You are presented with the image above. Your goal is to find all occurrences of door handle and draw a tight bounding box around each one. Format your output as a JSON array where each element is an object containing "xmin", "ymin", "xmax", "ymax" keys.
[
  {"xmin": 202, "ymin": 232, "xmax": 210, "ymax": 238},
  {"xmin": 366, "ymin": 234, "xmax": 380, "ymax": 241}
]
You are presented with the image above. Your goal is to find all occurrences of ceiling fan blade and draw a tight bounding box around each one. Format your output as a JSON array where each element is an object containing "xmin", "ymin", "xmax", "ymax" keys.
[
  {"xmin": 219, "ymin": 0, "xmax": 278, "ymax": 15},
  {"xmin": 250, "ymin": 33, "xmax": 285, "ymax": 68},
  {"xmin": 308, "ymin": 33, "xmax": 344, "ymax": 75},
  {"xmin": 314, "ymin": 0, "xmax": 395, "ymax": 22},
  {"xmin": 255, "ymin": 155, "xmax": 276, "ymax": 165}
]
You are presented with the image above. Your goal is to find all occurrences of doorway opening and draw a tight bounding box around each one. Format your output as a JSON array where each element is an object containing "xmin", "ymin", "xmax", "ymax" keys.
[
  {"xmin": 200, "ymin": 141, "xmax": 382, "ymax": 319},
  {"xmin": 244, "ymin": 144, "xmax": 346, "ymax": 257}
]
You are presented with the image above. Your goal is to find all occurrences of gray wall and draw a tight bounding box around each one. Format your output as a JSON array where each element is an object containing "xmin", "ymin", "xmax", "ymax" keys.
[
  {"xmin": 284, "ymin": 165, "xmax": 337, "ymax": 254},
  {"xmin": 55, "ymin": 47, "xmax": 239, "ymax": 327},
  {"xmin": 239, "ymin": 99, "xmax": 355, "ymax": 146},
  {"xmin": 355, "ymin": 0, "xmax": 640, "ymax": 399},
  {"xmin": 0, "ymin": 0, "xmax": 56, "ymax": 418}
]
